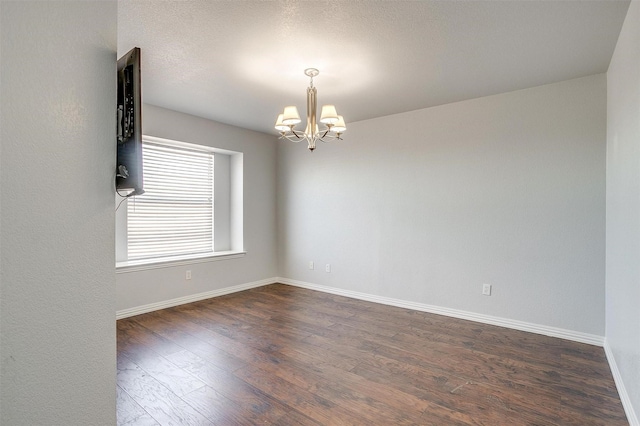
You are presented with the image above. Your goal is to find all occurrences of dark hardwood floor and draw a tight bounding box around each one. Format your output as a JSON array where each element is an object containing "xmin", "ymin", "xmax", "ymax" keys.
[{"xmin": 117, "ymin": 284, "xmax": 628, "ymax": 425}]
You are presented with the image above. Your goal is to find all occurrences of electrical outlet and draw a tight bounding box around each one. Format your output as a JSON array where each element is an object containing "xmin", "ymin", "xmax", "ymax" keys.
[
  {"xmin": 309, "ymin": 261, "xmax": 314, "ymax": 270},
  {"xmin": 325, "ymin": 264, "xmax": 331, "ymax": 273},
  {"xmin": 482, "ymin": 283, "xmax": 491, "ymax": 296},
  {"xmin": 186, "ymin": 270, "xmax": 192, "ymax": 280}
]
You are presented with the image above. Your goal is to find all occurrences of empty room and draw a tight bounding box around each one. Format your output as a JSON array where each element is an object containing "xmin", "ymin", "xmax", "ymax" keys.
[{"xmin": 1, "ymin": 1, "xmax": 639, "ymax": 425}]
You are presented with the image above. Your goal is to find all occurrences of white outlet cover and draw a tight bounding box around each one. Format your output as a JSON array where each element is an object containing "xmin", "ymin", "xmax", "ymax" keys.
[
  {"xmin": 325, "ymin": 264, "xmax": 331, "ymax": 273},
  {"xmin": 482, "ymin": 284, "xmax": 491, "ymax": 296}
]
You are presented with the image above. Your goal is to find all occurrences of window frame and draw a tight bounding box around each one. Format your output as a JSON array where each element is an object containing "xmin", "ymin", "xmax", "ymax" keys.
[{"xmin": 115, "ymin": 135, "xmax": 245, "ymax": 272}]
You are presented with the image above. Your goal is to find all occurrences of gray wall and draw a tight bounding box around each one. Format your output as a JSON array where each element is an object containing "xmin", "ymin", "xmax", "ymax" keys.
[
  {"xmin": 606, "ymin": 0, "xmax": 640, "ymax": 421},
  {"xmin": 278, "ymin": 74, "xmax": 606, "ymax": 335},
  {"xmin": 0, "ymin": 2, "xmax": 117, "ymax": 424},
  {"xmin": 116, "ymin": 105, "xmax": 278, "ymax": 311}
]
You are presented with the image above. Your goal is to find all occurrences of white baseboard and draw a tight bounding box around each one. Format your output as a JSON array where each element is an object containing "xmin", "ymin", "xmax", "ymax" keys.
[
  {"xmin": 276, "ymin": 277, "xmax": 605, "ymax": 347},
  {"xmin": 116, "ymin": 277, "xmax": 278, "ymax": 320},
  {"xmin": 604, "ymin": 340, "xmax": 639, "ymax": 426},
  {"xmin": 118, "ymin": 276, "xmax": 605, "ymax": 346}
]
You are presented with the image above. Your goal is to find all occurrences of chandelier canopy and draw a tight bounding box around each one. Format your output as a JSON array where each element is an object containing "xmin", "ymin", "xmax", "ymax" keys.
[{"xmin": 274, "ymin": 68, "xmax": 346, "ymax": 151}]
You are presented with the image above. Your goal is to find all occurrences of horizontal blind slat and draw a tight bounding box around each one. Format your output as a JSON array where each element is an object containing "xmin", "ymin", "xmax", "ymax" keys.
[{"xmin": 127, "ymin": 140, "xmax": 214, "ymax": 261}]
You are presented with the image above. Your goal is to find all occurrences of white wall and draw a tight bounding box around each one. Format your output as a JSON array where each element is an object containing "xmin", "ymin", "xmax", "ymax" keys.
[
  {"xmin": 606, "ymin": 0, "xmax": 640, "ymax": 423},
  {"xmin": 278, "ymin": 74, "xmax": 606, "ymax": 335},
  {"xmin": 116, "ymin": 105, "xmax": 278, "ymax": 311},
  {"xmin": 0, "ymin": 2, "xmax": 117, "ymax": 424},
  {"xmin": 214, "ymin": 153, "xmax": 232, "ymax": 251}
]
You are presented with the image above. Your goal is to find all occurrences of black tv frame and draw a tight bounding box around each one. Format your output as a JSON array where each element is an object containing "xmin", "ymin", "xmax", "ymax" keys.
[{"xmin": 116, "ymin": 47, "xmax": 143, "ymax": 194}]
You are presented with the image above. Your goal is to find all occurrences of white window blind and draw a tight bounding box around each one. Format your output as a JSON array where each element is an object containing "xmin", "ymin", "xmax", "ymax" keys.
[{"xmin": 127, "ymin": 141, "xmax": 214, "ymax": 260}]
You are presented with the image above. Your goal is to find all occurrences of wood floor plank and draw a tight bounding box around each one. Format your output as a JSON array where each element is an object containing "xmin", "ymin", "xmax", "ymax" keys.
[
  {"xmin": 233, "ymin": 364, "xmax": 364, "ymax": 425},
  {"xmin": 168, "ymin": 308, "xmax": 297, "ymax": 366},
  {"xmin": 374, "ymin": 332, "xmax": 562, "ymax": 390},
  {"xmin": 181, "ymin": 385, "xmax": 276, "ymax": 425},
  {"xmin": 118, "ymin": 319, "xmax": 185, "ymax": 357},
  {"xmin": 117, "ymin": 355, "xmax": 212, "ymax": 426},
  {"xmin": 117, "ymin": 385, "xmax": 157, "ymax": 426},
  {"xmin": 132, "ymin": 354, "xmax": 207, "ymax": 397},
  {"xmin": 117, "ymin": 284, "xmax": 629, "ymax": 425},
  {"xmin": 120, "ymin": 413, "xmax": 161, "ymax": 426},
  {"xmin": 358, "ymin": 353, "xmax": 564, "ymax": 423},
  {"xmin": 165, "ymin": 348, "xmax": 323, "ymax": 425},
  {"xmin": 132, "ymin": 313, "xmax": 248, "ymax": 372},
  {"xmin": 557, "ymin": 387, "xmax": 629, "ymax": 424}
]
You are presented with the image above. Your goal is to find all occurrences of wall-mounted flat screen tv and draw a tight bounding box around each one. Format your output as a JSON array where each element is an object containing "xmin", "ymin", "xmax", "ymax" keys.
[{"xmin": 116, "ymin": 47, "xmax": 143, "ymax": 194}]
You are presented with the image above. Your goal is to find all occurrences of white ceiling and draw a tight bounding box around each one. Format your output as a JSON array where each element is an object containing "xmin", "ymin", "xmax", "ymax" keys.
[{"xmin": 118, "ymin": 0, "xmax": 630, "ymax": 135}]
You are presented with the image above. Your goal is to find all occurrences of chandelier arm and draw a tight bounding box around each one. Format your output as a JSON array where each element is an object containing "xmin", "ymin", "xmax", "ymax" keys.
[
  {"xmin": 318, "ymin": 132, "xmax": 341, "ymax": 143},
  {"xmin": 281, "ymin": 133, "xmax": 304, "ymax": 143}
]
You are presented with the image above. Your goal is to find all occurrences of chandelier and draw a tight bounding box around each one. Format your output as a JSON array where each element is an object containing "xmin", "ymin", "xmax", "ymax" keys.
[{"xmin": 274, "ymin": 68, "xmax": 346, "ymax": 151}]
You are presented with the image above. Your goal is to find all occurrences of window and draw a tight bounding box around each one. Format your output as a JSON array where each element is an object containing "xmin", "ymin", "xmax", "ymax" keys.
[
  {"xmin": 127, "ymin": 140, "xmax": 214, "ymax": 260},
  {"xmin": 115, "ymin": 135, "xmax": 244, "ymax": 270}
]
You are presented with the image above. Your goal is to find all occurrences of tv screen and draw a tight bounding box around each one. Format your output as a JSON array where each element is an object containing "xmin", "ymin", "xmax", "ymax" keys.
[{"xmin": 116, "ymin": 47, "xmax": 143, "ymax": 194}]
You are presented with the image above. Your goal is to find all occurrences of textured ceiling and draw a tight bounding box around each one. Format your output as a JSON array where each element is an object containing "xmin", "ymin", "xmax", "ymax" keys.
[{"xmin": 117, "ymin": 0, "xmax": 630, "ymax": 135}]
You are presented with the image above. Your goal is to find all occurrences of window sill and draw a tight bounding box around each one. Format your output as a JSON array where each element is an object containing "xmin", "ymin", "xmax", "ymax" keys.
[{"xmin": 116, "ymin": 250, "xmax": 246, "ymax": 273}]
